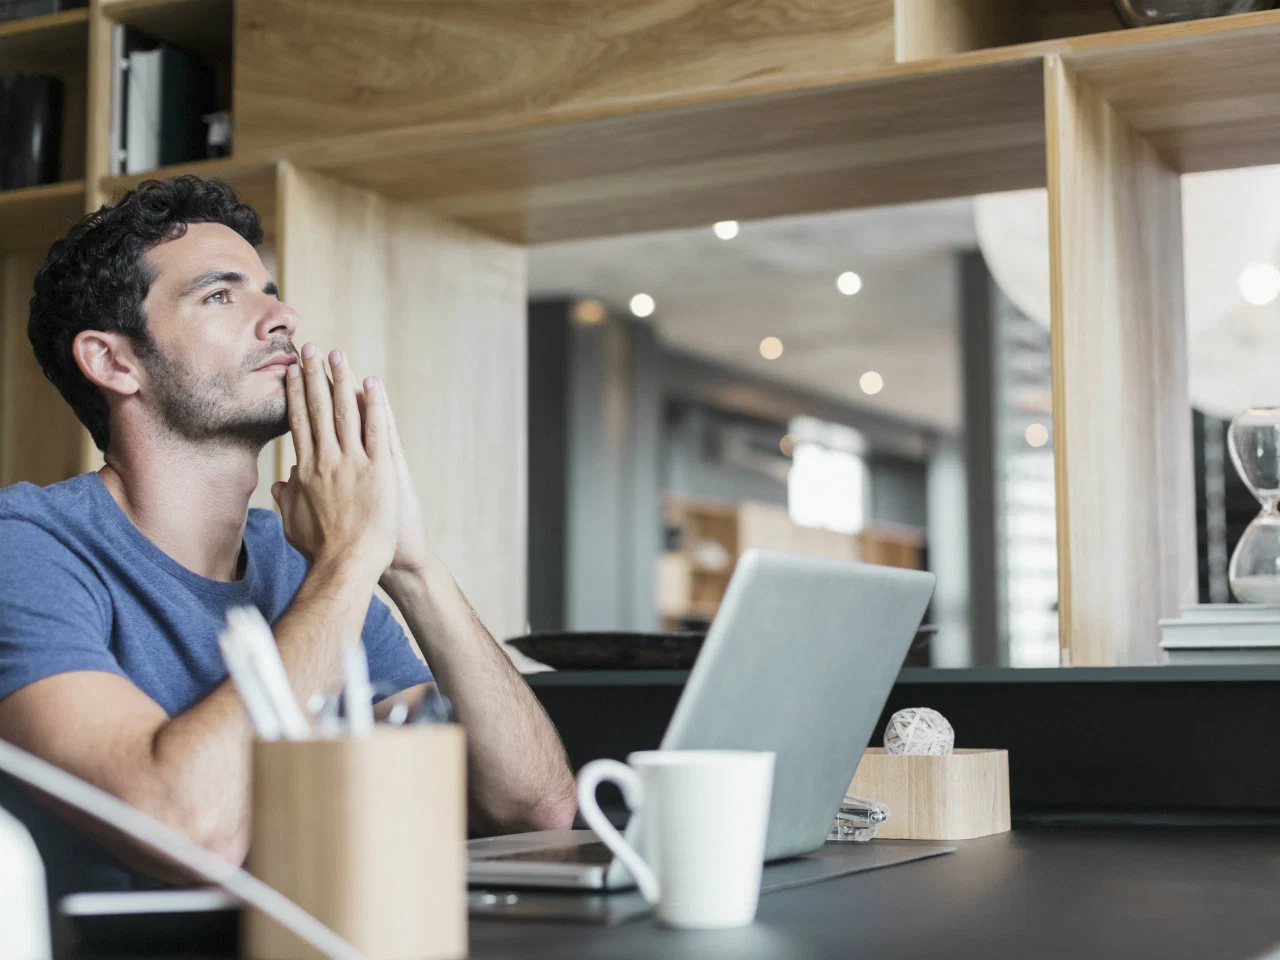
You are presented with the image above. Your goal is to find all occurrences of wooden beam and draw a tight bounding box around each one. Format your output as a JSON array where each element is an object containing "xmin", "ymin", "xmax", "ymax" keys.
[
  {"xmin": 1044, "ymin": 54, "xmax": 1195, "ymax": 666},
  {"xmin": 276, "ymin": 164, "xmax": 527, "ymax": 640},
  {"xmin": 235, "ymin": 0, "xmax": 897, "ymax": 155},
  {"xmin": 296, "ymin": 58, "xmax": 1047, "ymax": 244}
]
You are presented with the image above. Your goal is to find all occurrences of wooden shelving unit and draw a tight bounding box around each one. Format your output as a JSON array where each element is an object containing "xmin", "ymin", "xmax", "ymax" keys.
[
  {"xmin": 0, "ymin": 180, "xmax": 85, "ymax": 253},
  {"xmin": 0, "ymin": 7, "xmax": 88, "ymax": 59},
  {"xmin": 1, "ymin": 0, "xmax": 1276, "ymax": 658}
]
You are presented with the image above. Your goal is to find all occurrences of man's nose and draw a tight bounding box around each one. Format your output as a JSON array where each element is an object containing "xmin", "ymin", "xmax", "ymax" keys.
[{"xmin": 258, "ymin": 298, "xmax": 298, "ymax": 340}]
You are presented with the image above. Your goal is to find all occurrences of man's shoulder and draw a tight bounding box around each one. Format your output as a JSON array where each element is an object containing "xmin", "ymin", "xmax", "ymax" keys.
[{"xmin": 0, "ymin": 473, "xmax": 102, "ymax": 545}]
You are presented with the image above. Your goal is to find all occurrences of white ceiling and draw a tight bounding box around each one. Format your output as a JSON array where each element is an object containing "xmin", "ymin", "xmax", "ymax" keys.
[{"xmin": 528, "ymin": 197, "xmax": 979, "ymax": 431}]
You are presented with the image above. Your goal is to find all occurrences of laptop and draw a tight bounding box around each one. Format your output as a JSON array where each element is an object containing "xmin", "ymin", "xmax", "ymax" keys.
[{"xmin": 467, "ymin": 549, "xmax": 936, "ymax": 890}]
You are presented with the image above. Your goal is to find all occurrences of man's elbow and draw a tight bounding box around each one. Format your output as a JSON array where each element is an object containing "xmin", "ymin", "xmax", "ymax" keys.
[
  {"xmin": 523, "ymin": 791, "xmax": 578, "ymax": 832},
  {"xmin": 120, "ymin": 782, "xmax": 248, "ymax": 871},
  {"xmin": 481, "ymin": 790, "xmax": 578, "ymax": 835}
]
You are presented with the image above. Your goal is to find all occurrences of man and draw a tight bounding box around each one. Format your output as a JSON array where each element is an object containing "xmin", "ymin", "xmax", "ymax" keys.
[{"xmin": 0, "ymin": 175, "xmax": 576, "ymax": 894}]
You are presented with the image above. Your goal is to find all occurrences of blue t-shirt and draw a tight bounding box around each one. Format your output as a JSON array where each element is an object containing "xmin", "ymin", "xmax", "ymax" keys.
[{"xmin": 0, "ymin": 471, "xmax": 432, "ymax": 894}]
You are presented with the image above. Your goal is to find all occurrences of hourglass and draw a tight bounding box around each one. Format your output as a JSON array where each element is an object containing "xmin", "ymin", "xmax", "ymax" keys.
[{"xmin": 1228, "ymin": 408, "xmax": 1280, "ymax": 603}]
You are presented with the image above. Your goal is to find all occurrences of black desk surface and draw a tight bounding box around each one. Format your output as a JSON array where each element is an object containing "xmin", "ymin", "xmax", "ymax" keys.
[
  {"xmin": 470, "ymin": 827, "xmax": 1280, "ymax": 960},
  {"xmin": 79, "ymin": 826, "xmax": 1280, "ymax": 960}
]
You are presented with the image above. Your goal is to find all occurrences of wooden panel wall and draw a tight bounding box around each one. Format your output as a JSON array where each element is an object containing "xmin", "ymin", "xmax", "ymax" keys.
[
  {"xmin": 234, "ymin": 0, "xmax": 897, "ymax": 154},
  {"xmin": 1044, "ymin": 55, "xmax": 1196, "ymax": 665},
  {"xmin": 276, "ymin": 164, "xmax": 527, "ymax": 640},
  {"xmin": 0, "ymin": 255, "xmax": 84, "ymax": 487}
]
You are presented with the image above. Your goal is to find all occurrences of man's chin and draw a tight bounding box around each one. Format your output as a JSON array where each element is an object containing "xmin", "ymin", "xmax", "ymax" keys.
[{"xmin": 215, "ymin": 412, "xmax": 290, "ymax": 450}]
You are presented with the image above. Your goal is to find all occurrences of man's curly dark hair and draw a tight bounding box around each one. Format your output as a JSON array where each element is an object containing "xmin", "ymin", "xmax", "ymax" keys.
[{"xmin": 28, "ymin": 175, "xmax": 264, "ymax": 453}]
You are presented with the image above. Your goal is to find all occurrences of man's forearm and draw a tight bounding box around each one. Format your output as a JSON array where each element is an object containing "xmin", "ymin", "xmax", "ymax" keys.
[
  {"xmin": 145, "ymin": 553, "xmax": 380, "ymax": 864},
  {"xmin": 382, "ymin": 560, "xmax": 576, "ymax": 834}
]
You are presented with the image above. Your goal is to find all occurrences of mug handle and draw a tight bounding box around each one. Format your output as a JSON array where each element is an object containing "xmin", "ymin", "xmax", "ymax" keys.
[{"xmin": 576, "ymin": 759, "xmax": 660, "ymax": 904}]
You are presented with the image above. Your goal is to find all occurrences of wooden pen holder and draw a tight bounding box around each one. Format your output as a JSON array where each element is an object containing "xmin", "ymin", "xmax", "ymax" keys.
[
  {"xmin": 245, "ymin": 725, "xmax": 467, "ymax": 960},
  {"xmin": 848, "ymin": 748, "xmax": 1011, "ymax": 841}
]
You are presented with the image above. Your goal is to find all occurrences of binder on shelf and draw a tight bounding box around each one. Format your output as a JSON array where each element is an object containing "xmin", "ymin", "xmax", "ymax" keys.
[{"xmin": 110, "ymin": 26, "xmax": 217, "ymax": 176}]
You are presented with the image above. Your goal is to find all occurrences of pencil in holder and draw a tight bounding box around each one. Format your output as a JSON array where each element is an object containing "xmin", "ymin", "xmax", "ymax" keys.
[{"xmin": 245, "ymin": 725, "xmax": 467, "ymax": 960}]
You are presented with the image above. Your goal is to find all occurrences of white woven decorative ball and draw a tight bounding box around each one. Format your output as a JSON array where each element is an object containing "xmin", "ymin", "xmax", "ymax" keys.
[{"xmin": 884, "ymin": 707, "xmax": 954, "ymax": 756}]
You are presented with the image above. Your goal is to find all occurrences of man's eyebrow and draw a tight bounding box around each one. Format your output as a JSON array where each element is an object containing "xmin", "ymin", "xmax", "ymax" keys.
[{"xmin": 179, "ymin": 270, "xmax": 280, "ymax": 300}]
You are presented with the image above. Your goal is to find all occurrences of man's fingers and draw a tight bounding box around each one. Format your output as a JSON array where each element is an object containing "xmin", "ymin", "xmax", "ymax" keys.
[
  {"xmin": 383, "ymin": 385, "xmax": 407, "ymax": 462},
  {"xmin": 300, "ymin": 343, "xmax": 338, "ymax": 460},
  {"xmin": 285, "ymin": 361, "xmax": 313, "ymax": 466},
  {"xmin": 328, "ymin": 349, "xmax": 362, "ymax": 454},
  {"xmin": 362, "ymin": 376, "xmax": 390, "ymax": 459}
]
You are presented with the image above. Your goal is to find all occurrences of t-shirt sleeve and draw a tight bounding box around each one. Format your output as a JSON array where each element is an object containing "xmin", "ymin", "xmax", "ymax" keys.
[
  {"xmin": 361, "ymin": 594, "xmax": 432, "ymax": 694},
  {"xmin": 0, "ymin": 517, "xmax": 123, "ymax": 702}
]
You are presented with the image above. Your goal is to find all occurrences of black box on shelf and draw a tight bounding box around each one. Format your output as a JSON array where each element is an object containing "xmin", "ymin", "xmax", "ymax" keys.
[
  {"xmin": 0, "ymin": 0, "xmax": 87, "ymax": 22},
  {"xmin": 0, "ymin": 73, "xmax": 64, "ymax": 190}
]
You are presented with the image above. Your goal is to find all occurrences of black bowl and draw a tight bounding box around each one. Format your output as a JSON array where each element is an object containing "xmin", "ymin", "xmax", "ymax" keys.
[{"xmin": 508, "ymin": 632, "xmax": 705, "ymax": 670}]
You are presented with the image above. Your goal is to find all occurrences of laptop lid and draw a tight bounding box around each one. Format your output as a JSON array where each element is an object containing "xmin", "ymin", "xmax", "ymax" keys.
[{"xmin": 620, "ymin": 549, "xmax": 935, "ymax": 870}]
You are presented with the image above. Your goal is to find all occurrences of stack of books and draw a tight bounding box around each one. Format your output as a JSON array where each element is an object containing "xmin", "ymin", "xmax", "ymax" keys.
[
  {"xmin": 1159, "ymin": 604, "xmax": 1280, "ymax": 664},
  {"xmin": 110, "ymin": 26, "xmax": 216, "ymax": 175}
]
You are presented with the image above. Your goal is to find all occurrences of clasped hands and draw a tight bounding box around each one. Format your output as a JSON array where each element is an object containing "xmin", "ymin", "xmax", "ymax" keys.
[{"xmin": 270, "ymin": 343, "xmax": 433, "ymax": 585}]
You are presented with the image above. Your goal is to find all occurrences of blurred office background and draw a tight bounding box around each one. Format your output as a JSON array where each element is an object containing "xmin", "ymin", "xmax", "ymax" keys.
[{"xmin": 525, "ymin": 180, "xmax": 1264, "ymax": 669}]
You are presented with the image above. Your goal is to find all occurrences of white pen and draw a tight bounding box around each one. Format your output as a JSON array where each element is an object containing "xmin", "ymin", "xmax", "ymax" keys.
[
  {"xmin": 218, "ymin": 627, "xmax": 283, "ymax": 741},
  {"xmin": 228, "ymin": 606, "xmax": 311, "ymax": 740}
]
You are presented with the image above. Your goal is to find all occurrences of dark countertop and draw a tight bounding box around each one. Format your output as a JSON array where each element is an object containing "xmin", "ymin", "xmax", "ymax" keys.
[
  {"xmin": 469, "ymin": 826, "xmax": 1280, "ymax": 960},
  {"xmin": 524, "ymin": 664, "xmax": 1280, "ymax": 686},
  {"xmin": 72, "ymin": 826, "xmax": 1280, "ymax": 959}
]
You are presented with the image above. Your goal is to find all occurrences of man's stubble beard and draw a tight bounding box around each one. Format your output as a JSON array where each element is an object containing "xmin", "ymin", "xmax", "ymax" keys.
[{"xmin": 138, "ymin": 342, "xmax": 290, "ymax": 451}]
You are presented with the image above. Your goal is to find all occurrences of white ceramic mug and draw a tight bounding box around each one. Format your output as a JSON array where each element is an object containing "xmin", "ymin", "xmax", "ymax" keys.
[{"xmin": 576, "ymin": 749, "xmax": 775, "ymax": 929}]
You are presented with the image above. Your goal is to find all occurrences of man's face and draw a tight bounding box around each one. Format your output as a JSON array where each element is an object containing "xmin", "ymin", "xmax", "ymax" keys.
[{"xmin": 136, "ymin": 222, "xmax": 299, "ymax": 449}]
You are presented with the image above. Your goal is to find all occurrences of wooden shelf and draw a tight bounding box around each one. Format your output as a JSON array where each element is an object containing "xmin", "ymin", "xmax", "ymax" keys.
[
  {"xmin": 0, "ymin": 7, "xmax": 88, "ymax": 62},
  {"xmin": 233, "ymin": 7, "xmax": 1280, "ymax": 245},
  {"xmin": 98, "ymin": 0, "xmax": 232, "ymax": 63},
  {"xmin": 1061, "ymin": 11, "xmax": 1280, "ymax": 173},
  {"xmin": 0, "ymin": 181, "xmax": 85, "ymax": 254},
  {"xmin": 290, "ymin": 56, "xmax": 1048, "ymax": 245}
]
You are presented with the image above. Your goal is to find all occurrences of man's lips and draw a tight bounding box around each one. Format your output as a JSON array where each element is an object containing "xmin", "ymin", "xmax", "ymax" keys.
[{"xmin": 255, "ymin": 354, "xmax": 297, "ymax": 373}]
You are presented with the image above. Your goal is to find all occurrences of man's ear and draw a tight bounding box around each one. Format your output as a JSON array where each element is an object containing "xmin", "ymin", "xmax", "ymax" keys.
[{"xmin": 72, "ymin": 330, "xmax": 144, "ymax": 398}]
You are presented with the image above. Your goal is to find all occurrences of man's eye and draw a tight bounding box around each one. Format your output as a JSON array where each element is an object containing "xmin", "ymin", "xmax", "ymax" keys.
[{"xmin": 205, "ymin": 289, "xmax": 231, "ymax": 304}]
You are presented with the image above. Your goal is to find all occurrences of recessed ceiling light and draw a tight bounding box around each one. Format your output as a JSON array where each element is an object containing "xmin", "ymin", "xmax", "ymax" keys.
[
  {"xmin": 859, "ymin": 371, "xmax": 883, "ymax": 395},
  {"xmin": 1025, "ymin": 423, "xmax": 1050, "ymax": 448},
  {"xmin": 629, "ymin": 293, "xmax": 655, "ymax": 318},
  {"xmin": 1239, "ymin": 262, "xmax": 1280, "ymax": 306},
  {"xmin": 759, "ymin": 337, "xmax": 784, "ymax": 360},
  {"xmin": 837, "ymin": 271, "xmax": 863, "ymax": 296},
  {"xmin": 713, "ymin": 220, "xmax": 739, "ymax": 240},
  {"xmin": 570, "ymin": 299, "xmax": 606, "ymax": 325}
]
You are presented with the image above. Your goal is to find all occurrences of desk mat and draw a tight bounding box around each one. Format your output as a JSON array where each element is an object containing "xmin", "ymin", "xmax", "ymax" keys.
[{"xmin": 468, "ymin": 840, "xmax": 956, "ymax": 925}]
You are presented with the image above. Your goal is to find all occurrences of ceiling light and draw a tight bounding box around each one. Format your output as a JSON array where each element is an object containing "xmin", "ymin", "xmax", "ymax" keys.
[
  {"xmin": 1239, "ymin": 262, "xmax": 1280, "ymax": 306},
  {"xmin": 859, "ymin": 371, "xmax": 883, "ymax": 395},
  {"xmin": 779, "ymin": 434, "xmax": 795, "ymax": 457},
  {"xmin": 837, "ymin": 271, "xmax": 863, "ymax": 296},
  {"xmin": 570, "ymin": 299, "xmax": 606, "ymax": 325},
  {"xmin": 629, "ymin": 293, "xmax": 655, "ymax": 318},
  {"xmin": 713, "ymin": 220, "xmax": 739, "ymax": 240},
  {"xmin": 759, "ymin": 337, "xmax": 784, "ymax": 360},
  {"xmin": 1025, "ymin": 423, "xmax": 1050, "ymax": 448}
]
